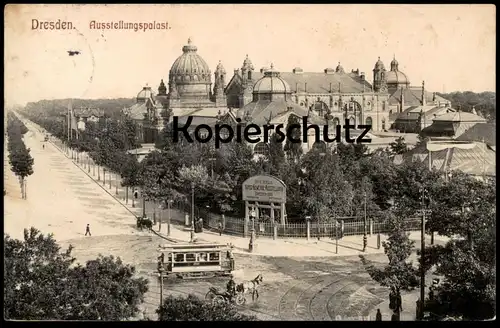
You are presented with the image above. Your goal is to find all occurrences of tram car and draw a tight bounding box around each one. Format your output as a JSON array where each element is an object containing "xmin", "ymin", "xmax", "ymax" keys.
[{"xmin": 157, "ymin": 243, "xmax": 234, "ymax": 279}]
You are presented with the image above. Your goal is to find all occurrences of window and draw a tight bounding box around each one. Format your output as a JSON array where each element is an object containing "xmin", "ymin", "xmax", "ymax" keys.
[
  {"xmin": 254, "ymin": 142, "xmax": 269, "ymax": 156},
  {"xmin": 175, "ymin": 253, "xmax": 185, "ymax": 262},
  {"xmin": 248, "ymin": 71, "xmax": 252, "ymax": 80},
  {"xmin": 348, "ymin": 116, "xmax": 355, "ymax": 126},
  {"xmin": 365, "ymin": 117, "xmax": 373, "ymax": 126},
  {"xmin": 186, "ymin": 253, "xmax": 196, "ymax": 262},
  {"xmin": 332, "ymin": 118, "xmax": 340, "ymax": 126},
  {"xmin": 209, "ymin": 252, "xmax": 220, "ymax": 261}
]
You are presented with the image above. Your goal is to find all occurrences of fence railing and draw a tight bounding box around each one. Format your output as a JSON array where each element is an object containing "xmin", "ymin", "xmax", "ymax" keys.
[{"xmin": 172, "ymin": 200, "xmax": 422, "ymax": 239}]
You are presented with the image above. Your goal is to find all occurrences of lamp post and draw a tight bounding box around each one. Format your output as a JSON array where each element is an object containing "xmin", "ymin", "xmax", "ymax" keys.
[
  {"xmin": 363, "ymin": 191, "xmax": 368, "ymax": 252},
  {"xmin": 167, "ymin": 199, "xmax": 173, "ymax": 236},
  {"xmin": 190, "ymin": 182, "xmax": 195, "ymax": 243},
  {"xmin": 417, "ymin": 187, "xmax": 429, "ymax": 321},
  {"xmin": 249, "ymin": 208, "xmax": 256, "ymax": 252}
]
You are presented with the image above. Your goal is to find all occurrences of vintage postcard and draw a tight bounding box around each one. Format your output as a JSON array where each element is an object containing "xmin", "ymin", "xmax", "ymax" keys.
[{"xmin": 4, "ymin": 4, "xmax": 495, "ymax": 321}]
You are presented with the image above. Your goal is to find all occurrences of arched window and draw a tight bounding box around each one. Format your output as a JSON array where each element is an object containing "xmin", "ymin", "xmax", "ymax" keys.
[
  {"xmin": 248, "ymin": 71, "xmax": 252, "ymax": 80},
  {"xmin": 382, "ymin": 119, "xmax": 386, "ymax": 130},
  {"xmin": 193, "ymin": 75, "xmax": 199, "ymax": 81},
  {"xmin": 348, "ymin": 116, "xmax": 356, "ymax": 126},
  {"xmin": 365, "ymin": 117, "xmax": 373, "ymax": 126},
  {"xmin": 332, "ymin": 117, "xmax": 340, "ymax": 126},
  {"xmin": 313, "ymin": 101, "xmax": 329, "ymax": 117},
  {"xmin": 253, "ymin": 142, "xmax": 269, "ymax": 156},
  {"xmin": 312, "ymin": 141, "xmax": 327, "ymax": 153}
]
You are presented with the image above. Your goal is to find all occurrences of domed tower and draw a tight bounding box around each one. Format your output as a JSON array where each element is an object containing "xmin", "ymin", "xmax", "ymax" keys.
[
  {"xmin": 167, "ymin": 38, "xmax": 213, "ymax": 108},
  {"xmin": 372, "ymin": 57, "xmax": 388, "ymax": 93},
  {"xmin": 158, "ymin": 79, "xmax": 167, "ymax": 95},
  {"xmin": 239, "ymin": 54, "xmax": 255, "ymax": 107},
  {"xmin": 386, "ymin": 55, "xmax": 410, "ymax": 93},
  {"xmin": 251, "ymin": 63, "xmax": 291, "ymax": 102},
  {"xmin": 137, "ymin": 85, "xmax": 154, "ymax": 102},
  {"xmin": 213, "ymin": 60, "xmax": 227, "ymax": 107}
]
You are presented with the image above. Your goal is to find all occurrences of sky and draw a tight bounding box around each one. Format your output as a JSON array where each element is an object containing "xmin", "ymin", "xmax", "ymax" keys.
[{"xmin": 4, "ymin": 4, "xmax": 496, "ymax": 107}]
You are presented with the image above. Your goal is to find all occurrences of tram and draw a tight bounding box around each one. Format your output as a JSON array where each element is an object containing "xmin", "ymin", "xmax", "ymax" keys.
[{"xmin": 157, "ymin": 243, "xmax": 234, "ymax": 279}]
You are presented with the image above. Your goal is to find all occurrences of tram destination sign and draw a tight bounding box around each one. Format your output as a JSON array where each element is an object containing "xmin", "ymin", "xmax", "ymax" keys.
[{"xmin": 242, "ymin": 175, "xmax": 287, "ymax": 203}]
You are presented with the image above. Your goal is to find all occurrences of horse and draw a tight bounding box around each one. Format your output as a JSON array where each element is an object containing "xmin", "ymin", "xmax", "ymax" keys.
[{"xmin": 236, "ymin": 274, "xmax": 263, "ymax": 302}]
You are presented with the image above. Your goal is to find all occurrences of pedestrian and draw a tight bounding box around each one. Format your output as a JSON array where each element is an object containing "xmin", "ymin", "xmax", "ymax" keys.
[
  {"xmin": 85, "ymin": 224, "xmax": 91, "ymax": 236},
  {"xmin": 42, "ymin": 144, "xmax": 45, "ymax": 150},
  {"xmin": 376, "ymin": 309, "xmax": 382, "ymax": 321},
  {"xmin": 218, "ymin": 221, "xmax": 223, "ymax": 236}
]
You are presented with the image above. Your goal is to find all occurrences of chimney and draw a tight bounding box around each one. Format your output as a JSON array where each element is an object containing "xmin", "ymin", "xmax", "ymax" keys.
[
  {"xmin": 360, "ymin": 72, "xmax": 365, "ymax": 81},
  {"xmin": 295, "ymin": 83, "xmax": 299, "ymax": 92},
  {"xmin": 305, "ymin": 83, "xmax": 307, "ymax": 93},
  {"xmin": 293, "ymin": 67, "xmax": 303, "ymax": 74},
  {"xmin": 329, "ymin": 83, "xmax": 332, "ymax": 93},
  {"xmin": 421, "ymin": 80, "xmax": 426, "ymax": 106},
  {"xmin": 324, "ymin": 68, "xmax": 335, "ymax": 74},
  {"xmin": 432, "ymin": 92, "xmax": 436, "ymax": 102},
  {"xmin": 260, "ymin": 67, "xmax": 267, "ymax": 73}
]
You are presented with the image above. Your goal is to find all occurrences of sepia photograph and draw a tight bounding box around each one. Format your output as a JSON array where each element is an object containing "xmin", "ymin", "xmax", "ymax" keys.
[{"xmin": 3, "ymin": 4, "xmax": 496, "ymax": 321}]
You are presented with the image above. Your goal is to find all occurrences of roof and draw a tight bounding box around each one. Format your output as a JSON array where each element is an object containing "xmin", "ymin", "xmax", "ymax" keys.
[
  {"xmin": 73, "ymin": 107, "xmax": 105, "ymax": 118},
  {"xmin": 432, "ymin": 111, "xmax": 487, "ymax": 123},
  {"xmin": 124, "ymin": 102, "xmax": 147, "ymax": 120},
  {"xmin": 455, "ymin": 123, "xmax": 496, "ymax": 146},
  {"xmin": 228, "ymin": 70, "xmax": 372, "ymax": 94},
  {"xmin": 237, "ymin": 100, "xmax": 325, "ymax": 126},
  {"xmin": 388, "ymin": 87, "xmax": 450, "ymax": 106},
  {"xmin": 395, "ymin": 105, "xmax": 453, "ymax": 122},
  {"xmin": 420, "ymin": 121, "xmax": 478, "ymax": 138},
  {"xmin": 396, "ymin": 141, "xmax": 496, "ymax": 177},
  {"xmin": 253, "ymin": 70, "xmax": 291, "ymax": 93}
]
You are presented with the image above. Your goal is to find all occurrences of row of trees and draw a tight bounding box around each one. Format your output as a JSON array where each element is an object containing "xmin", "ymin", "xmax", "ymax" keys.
[
  {"xmin": 437, "ymin": 91, "xmax": 496, "ymax": 122},
  {"xmin": 6, "ymin": 112, "xmax": 34, "ymax": 199},
  {"xmin": 5, "ymin": 228, "xmax": 254, "ymax": 321}
]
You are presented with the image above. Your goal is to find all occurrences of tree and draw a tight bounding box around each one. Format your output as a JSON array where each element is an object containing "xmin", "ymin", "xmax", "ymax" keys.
[
  {"xmin": 7, "ymin": 112, "xmax": 34, "ymax": 199},
  {"xmin": 421, "ymin": 173, "xmax": 496, "ymax": 320},
  {"xmin": 283, "ymin": 115, "xmax": 303, "ymax": 162},
  {"xmin": 157, "ymin": 294, "xmax": 257, "ymax": 321},
  {"xmin": 140, "ymin": 151, "xmax": 181, "ymax": 207},
  {"xmin": 301, "ymin": 149, "xmax": 354, "ymax": 220},
  {"xmin": 4, "ymin": 228, "xmax": 149, "ymax": 320},
  {"xmin": 359, "ymin": 214, "xmax": 419, "ymax": 318},
  {"xmin": 267, "ymin": 132, "xmax": 287, "ymax": 177},
  {"xmin": 389, "ymin": 137, "xmax": 409, "ymax": 155}
]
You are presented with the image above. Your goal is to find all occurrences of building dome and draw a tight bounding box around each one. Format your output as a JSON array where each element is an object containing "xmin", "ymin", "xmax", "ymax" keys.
[
  {"xmin": 137, "ymin": 86, "xmax": 154, "ymax": 101},
  {"xmin": 253, "ymin": 64, "xmax": 291, "ymax": 94},
  {"xmin": 387, "ymin": 56, "xmax": 410, "ymax": 86},
  {"xmin": 169, "ymin": 38, "xmax": 211, "ymax": 84},
  {"xmin": 386, "ymin": 70, "xmax": 410, "ymax": 85}
]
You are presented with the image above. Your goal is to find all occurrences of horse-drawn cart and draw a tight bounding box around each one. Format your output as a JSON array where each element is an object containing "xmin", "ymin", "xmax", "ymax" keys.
[{"xmin": 205, "ymin": 286, "xmax": 246, "ymax": 306}]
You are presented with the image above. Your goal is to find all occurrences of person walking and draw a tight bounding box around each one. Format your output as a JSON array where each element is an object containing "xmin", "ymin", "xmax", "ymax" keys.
[
  {"xmin": 85, "ymin": 224, "xmax": 91, "ymax": 236},
  {"xmin": 376, "ymin": 309, "xmax": 382, "ymax": 321},
  {"xmin": 218, "ymin": 221, "xmax": 223, "ymax": 236}
]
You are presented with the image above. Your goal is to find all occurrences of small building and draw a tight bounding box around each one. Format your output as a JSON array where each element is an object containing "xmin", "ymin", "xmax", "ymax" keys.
[
  {"xmin": 394, "ymin": 139, "xmax": 495, "ymax": 181},
  {"xmin": 420, "ymin": 111, "xmax": 488, "ymax": 139}
]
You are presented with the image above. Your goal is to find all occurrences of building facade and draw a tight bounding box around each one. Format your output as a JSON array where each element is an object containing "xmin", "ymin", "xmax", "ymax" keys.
[{"xmin": 127, "ymin": 39, "xmax": 452, "ymax": 149}]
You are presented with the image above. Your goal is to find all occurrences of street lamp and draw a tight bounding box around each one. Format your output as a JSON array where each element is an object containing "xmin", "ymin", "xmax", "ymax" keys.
[
  {"xmin": 190, "ymin": 182, "xmax": 195, "ymax": 243},
  {"xmin": 249, "ymin": 208, "xmax": 257, "ymax": 252},
  {"xmin": 417, "ymin": 186, "xmax": 429, "ymax": 321},
  {"xmin": 167, "ymin": 199, "xmax": 174, "ymax": 236},
  {"xmin": 363, "ymin": 191, "xmax": 368, "ymax": 252}
]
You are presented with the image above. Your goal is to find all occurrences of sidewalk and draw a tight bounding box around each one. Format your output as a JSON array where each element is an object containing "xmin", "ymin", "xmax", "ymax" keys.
[
  {"xmin": 368, "ymin": 292, "xmax": 418, "ymax": 321},
  {"xmin": 31, "ymin": 119, "xmax": 450, "ymax": 258}
]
